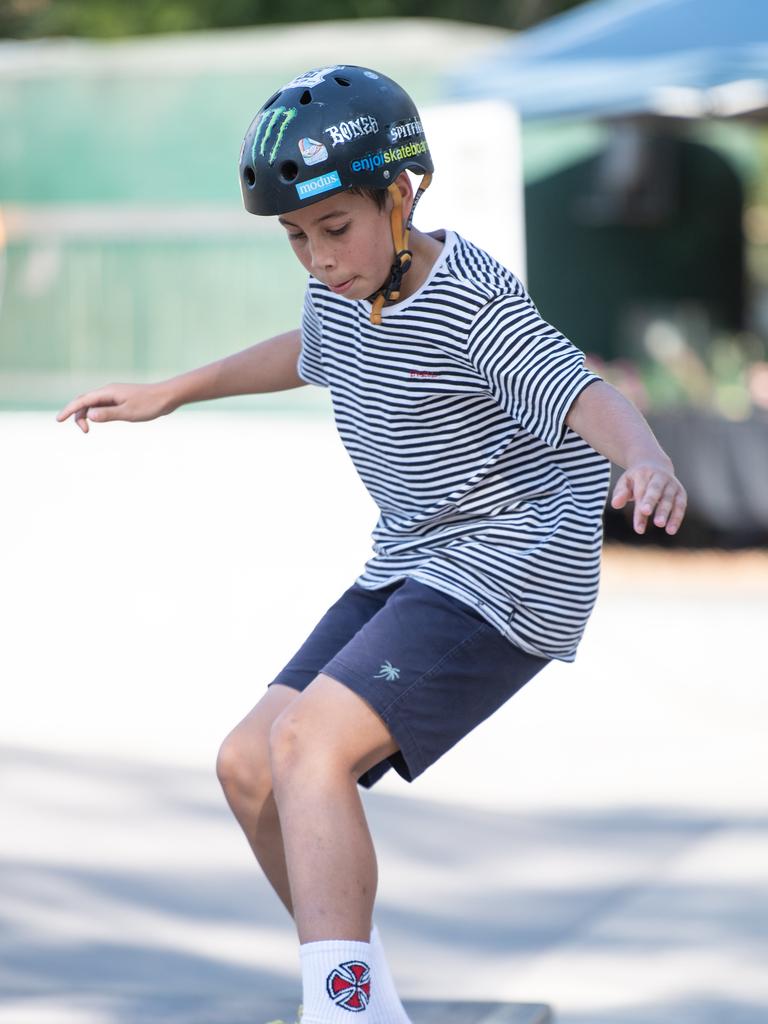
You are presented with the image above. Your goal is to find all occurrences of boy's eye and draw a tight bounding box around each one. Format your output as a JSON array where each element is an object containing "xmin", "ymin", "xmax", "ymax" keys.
[
  {"xmin": 327, "ymin": 225, "xmax": 349, "ymax": 237},
  {"xmin": 288, "ymin": 232, "xmax": 305, "ymax": 241}
]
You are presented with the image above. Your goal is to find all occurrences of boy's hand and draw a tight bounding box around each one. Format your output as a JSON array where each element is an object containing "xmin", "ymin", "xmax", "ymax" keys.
[
  {"xmin": 56, "ymin": 382, "xmax": 174, "ymax": 434},
  {"xmin": 611, "ymin": 462, "xmax": 687, "ymax": 535}
]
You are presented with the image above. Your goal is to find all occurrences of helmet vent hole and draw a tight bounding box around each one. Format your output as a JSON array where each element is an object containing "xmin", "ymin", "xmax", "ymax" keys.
[
  {"xmin": 335, "ymin": 77, "xmax": 350, "ymax": 87},
  {"xmin": 243, "ymin": 166, "xmax": 256, "ymax": 188},
  {"xmin": 299, "ymin": 89, "xmax": 312, "ymax": 105},
  {"xmin": 280, "ymin": 160, "xmax": 299, "ymax": 183},
  {"xmin": 264, "ymin": 92, "xmax": 280, "ymax": 109}
]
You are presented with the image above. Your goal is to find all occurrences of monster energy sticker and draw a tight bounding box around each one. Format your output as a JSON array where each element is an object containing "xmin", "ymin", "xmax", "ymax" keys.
[
  {"xmin": 299, "ymin": 137, "xmax": 329, "ymax": 166},
  {"xmin": 282, "ymin": 66, "xmax": 343, "ymax": 90},
  {"xmin": 296, "ymin": 171, "xmax": 342, "ymax": 201},
  {"xmin": 252, "ymin": 106, "xmax": 298, "ymax": 166}
]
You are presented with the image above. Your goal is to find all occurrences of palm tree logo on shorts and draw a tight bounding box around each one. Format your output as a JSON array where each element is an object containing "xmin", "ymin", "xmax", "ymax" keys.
[{"xmin": 374, "ymin": 660, "xmax": 400, "ymax": 681}]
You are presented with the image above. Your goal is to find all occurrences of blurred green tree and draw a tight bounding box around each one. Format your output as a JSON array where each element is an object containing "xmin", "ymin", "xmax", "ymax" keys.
[{"xmin": 0, "ymin": 0, "xmax": 588, "ymax": 38}]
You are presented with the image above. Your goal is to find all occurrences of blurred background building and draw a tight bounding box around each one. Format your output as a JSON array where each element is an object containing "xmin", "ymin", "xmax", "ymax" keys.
[{"xmin": 1, "ymin": 0, "xmax": 767, "ymax": 545}]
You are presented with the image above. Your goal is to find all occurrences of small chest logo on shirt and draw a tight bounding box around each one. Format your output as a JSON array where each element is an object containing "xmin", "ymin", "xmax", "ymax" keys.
[{"xmin": 409, "ymin": 370, "xmax": 440, "ymax": 379}]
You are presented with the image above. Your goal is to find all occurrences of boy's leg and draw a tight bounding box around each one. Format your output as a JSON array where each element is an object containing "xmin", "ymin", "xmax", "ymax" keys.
[
  {"xmin": 218, "ymin": 676, "xmax": 411, "ymax": 1022},
  {"xmin": 216, "ymin": 683, "xmax": 301, "ymax": 913},
  {"xmin": 269, "ymin": 673, "xmax": 398, "ymax": 944},
  {"xmin": 270, "ymin": 674, "xmax": 405, "ymax": 1023}
]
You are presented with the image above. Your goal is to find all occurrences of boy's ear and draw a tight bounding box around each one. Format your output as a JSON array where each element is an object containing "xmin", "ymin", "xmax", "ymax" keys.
[{"xmin": 392, "ymin": 171, "xmax": 414, "ymax": 217}]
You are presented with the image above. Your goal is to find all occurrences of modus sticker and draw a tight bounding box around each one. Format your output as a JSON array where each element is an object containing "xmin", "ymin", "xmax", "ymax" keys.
[
  {"xmin": 298, "ymin": 137, "xmax": 329, "ymax": 166},
  {"xmin": 296, "ymin": 170, "xmax": 342, "ymax": 200},
  {"xmin": 324, "ymin": 114, "xmax": 379, "ymax": 147},
  {"xmin": 282, "ymin": 66, "xmax": 342, "ymax": 90}
]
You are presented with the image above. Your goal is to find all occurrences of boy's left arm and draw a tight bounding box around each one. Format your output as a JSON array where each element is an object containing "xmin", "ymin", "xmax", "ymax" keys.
[{"xmin": 565, "ymin": 380, "xmax": 687, "ymax": 535}]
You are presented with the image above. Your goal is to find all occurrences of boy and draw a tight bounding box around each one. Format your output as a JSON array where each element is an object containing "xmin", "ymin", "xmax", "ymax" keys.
[{"xmin": 57, "ymin": 66, "xmax": 687, "ymax": 1024}]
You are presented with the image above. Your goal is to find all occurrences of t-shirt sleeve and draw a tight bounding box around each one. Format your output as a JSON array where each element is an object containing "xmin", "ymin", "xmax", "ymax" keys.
[
  {"xmin": 297, "ymin": 285, "xmax": 328, "ymax": 388},
  {"xmin": 467, "ymin": 293, "xmax": 602, "ymax": 449}
]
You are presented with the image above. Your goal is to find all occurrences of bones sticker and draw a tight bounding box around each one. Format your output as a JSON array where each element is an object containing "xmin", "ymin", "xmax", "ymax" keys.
[
  {"xmin": 252, "ymin": 106, "xmax": 297, "ymax": 166},
  {"xmin": 324, "ymin": 114, "xmax": 380, "ymax": 147},
  {"xmin": 326, "ymin": 961, "xmax": 371, "ymax": 1012}
]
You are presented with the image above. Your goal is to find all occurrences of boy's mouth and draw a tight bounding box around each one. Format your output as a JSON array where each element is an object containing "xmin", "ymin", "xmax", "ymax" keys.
[{"xmin": 328, "ymin": 277, "xmax": 356, "ymax": 294}]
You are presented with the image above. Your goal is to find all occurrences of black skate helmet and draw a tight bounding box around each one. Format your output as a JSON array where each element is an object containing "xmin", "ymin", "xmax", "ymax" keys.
[{"xmin": 238, "ymin": 65, "xmax": 433, "ymax": 324}]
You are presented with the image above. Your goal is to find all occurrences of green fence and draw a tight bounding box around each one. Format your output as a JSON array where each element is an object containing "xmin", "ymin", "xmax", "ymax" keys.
[{"xmin": 0, "ymin": 20, "xmax": 504, "ymax": 408}]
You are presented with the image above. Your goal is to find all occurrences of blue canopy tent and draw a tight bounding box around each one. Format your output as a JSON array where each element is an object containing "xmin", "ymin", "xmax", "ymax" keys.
[
  {"xmin": 448, "ymin": 0, "xmax": 768, "ymax": 121},
  {"xmin": 446, "ymin": 0, "xmax": 768, "ymax": 546}
]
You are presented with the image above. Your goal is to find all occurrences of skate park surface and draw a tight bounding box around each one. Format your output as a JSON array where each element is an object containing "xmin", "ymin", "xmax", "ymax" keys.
[{"xmin": 2, "ymin": 410, "xmax": 766, "ymax": 1024}]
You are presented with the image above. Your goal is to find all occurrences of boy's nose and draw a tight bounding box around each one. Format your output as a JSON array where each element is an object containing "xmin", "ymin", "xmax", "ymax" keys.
[{"xmin": 309, "ymin": 241, "xmax": 336, "ymax": 273}]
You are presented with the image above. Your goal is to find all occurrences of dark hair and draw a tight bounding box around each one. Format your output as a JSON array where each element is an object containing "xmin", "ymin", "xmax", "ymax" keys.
[{"xmin": 348, "ymin": 186, "xmax": 388, "ymax": 210}]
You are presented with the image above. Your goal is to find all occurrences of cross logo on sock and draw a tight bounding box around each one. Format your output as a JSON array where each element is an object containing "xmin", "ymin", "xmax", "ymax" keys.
[{"xmin": 326, "ymin": 960, "xmax": 371, "ymax": 1012}]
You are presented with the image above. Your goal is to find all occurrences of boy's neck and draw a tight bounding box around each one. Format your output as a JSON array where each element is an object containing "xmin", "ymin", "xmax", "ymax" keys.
[{"xmin": 391, "ymin": 228, "xmax": 444, "ymax": 304}]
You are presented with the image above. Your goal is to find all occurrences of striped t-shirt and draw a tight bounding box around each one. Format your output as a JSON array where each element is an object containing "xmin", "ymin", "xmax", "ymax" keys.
[{"xmin": 297, "ymin": 230, "xmax": 611, "ymax": 662}]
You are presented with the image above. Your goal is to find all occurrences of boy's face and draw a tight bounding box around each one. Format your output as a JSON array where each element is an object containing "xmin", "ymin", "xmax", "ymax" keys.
[{"xmin": 278, "ymin": 180, "xmax": 408, "ymax": 300}]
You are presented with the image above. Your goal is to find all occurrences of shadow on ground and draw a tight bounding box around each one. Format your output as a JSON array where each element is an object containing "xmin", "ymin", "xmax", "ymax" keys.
[{"xmin": 2, "ymin": 746, "xmax": 766, "ymax": 1024}]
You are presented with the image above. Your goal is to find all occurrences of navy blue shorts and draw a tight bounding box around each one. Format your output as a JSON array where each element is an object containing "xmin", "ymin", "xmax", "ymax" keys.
[{"xmin": 268, "ymin": 577, "xmax": 550, "ymax": 788}]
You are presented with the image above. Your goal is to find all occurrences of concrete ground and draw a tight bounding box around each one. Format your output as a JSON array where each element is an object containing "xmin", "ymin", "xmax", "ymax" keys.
[{"xmin": 2, "ymin": 410, "xmax": 767, "ymax": 1024}]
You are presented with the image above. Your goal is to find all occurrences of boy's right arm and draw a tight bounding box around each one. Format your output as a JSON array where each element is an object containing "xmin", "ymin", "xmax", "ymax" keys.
[{"xmin": 56, "ymin": 328, "xmax": 305, "ymax": 433}]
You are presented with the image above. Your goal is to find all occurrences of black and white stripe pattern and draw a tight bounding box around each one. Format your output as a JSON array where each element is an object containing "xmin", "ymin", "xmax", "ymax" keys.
[{"xmin": 298, "ymin": 231, "xmax": 610, "ymax": 661}]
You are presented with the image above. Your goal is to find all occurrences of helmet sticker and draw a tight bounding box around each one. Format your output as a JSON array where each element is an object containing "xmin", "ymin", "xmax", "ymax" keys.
[
  {"xmin": 324, "ymin": 114, "xmax": 379, "ymax": 148},
  {"xmin": 252, "ymin": 106, "xmax": 298, "ymax": 166},
  {"xmin": 350, "ymin": 140, "xmax": 428, "ymax": 173},
  {"xmin": 296, "ymin": 170, "xmax": 342, "ymax": 200},
  {"xmin": 239, "ymin": 68, "xmax": 433, "ymax": 216},
  {"xmin": 282, "ymin": 66, "xmax": 343, "ymax": 90},
  {"xmin": 387, "ymin": 117, "xmax": 424, "ymax": 144},
  {"xmin": 299, "ymin": 137, "xmax": 329, "ymax": 166}
]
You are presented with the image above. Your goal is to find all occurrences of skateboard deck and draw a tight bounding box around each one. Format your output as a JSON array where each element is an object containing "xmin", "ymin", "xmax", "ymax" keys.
[
  {"xmin": 0, "ymin": 993, "xmax": 554, "ymax": 1023},
  {"xmin": 405, "ymin": 1001, "xmax": 553, "ymax": 1023}
]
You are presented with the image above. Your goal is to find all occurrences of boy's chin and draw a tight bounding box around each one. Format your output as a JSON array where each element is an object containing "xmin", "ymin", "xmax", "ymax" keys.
[{"xmin": 342, "ymin": 280, "xmax": 373, "ymax": 301}]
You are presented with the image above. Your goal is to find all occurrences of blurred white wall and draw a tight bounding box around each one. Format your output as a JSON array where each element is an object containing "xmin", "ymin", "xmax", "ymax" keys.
[{"xmin": 418, "ymin": 100, "xmax": 527, "ymax": 282}]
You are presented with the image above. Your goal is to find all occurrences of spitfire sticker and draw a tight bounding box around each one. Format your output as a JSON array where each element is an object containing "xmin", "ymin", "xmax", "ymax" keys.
[{"xmin": 387, "ymin": 117, "xmax": 424, "ymax": 144}]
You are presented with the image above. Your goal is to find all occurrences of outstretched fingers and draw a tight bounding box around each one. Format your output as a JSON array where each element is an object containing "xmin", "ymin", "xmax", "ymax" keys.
[
  {"xmin": 610, "ymin": 472, "xmax": 633, "ymax": 510},
  {"xmin": 612, "ymin": 465, "xmax": 687, "ymax": 535},
  {"xmin": 56, "ymin": 388, "xmax": 119, "ymax": 432},
  {"xmin": 653, "ymin": 483, "xmax": 687, "ymax": 535}
]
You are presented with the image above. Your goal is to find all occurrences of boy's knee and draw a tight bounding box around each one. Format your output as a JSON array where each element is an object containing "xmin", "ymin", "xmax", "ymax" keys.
[
  {"xmin": 270, "ymin": 704, "xmax": 352, "ymax": 782},
  {"xmin": 216, "ymin": 730, "xmax": 271, "ymax": 799},
  {"xmin": 269, "ymin": 706, "xmax": 332, "ymax": 782},
  {"xmin": 268, "ymin": 709, "xmax": 300, "ymax": 777}
]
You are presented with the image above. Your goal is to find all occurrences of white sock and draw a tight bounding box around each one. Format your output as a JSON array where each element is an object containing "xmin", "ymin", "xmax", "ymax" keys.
[
  {"xmin": 300, "ymin": 939, "xmax": 373, "ymax": 1023},
  {"xmin": 370, "ymin": 924, "xmax": 411, "ymax": 1024}
]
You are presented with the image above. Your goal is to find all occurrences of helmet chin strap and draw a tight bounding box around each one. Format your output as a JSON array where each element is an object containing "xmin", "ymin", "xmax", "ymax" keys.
[{"xmin": 369, "ymin": 173, "xmax": 433, "ymax": 325}]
